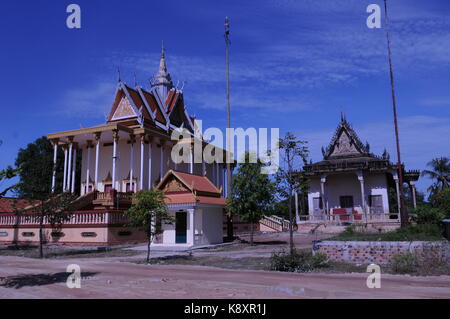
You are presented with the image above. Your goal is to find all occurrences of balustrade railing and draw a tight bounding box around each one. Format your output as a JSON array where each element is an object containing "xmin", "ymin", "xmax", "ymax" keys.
[{"xmin": 0, "ymin": 211, "xmax": 128, "ymax": 226}]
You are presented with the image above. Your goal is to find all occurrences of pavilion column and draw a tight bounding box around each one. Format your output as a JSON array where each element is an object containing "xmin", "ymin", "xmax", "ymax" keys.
[
  {"xmin": 112, "ymin": 130, "xmax": 119, "ymax": 190},
  {"xmin": 148, "ymin": 136, "xmax": 153, "ymax": 189},
  {"xmin": 159, "ymin": 139, "xmax": 165, "ymax": 181},
  {"xmin": 189, "ymin": 143, "xmax": 194, "ymax": 174},
  {"xmin": 410, "ymin": 181, "xmax": 417, "ymax": 209},
  {"xmin": 357, "ymin": 171, "xmax": 367, "ymax": 221},
  {"xmin": 51, "ymin": 139, "xmax": 59, "ymax": 193},
  {"xmin": 129, "ymin": 134, "xmax": 136, "ymax": 192},
  {"xmin": 320, "ymin": 175, "xmax": 327, "ymax": 219},
  {"xmin": 393, "ymin": 173, "xmax": 401, "ymax": 219},
  {"xmin": 139, "ymin": 134, "xmax": 145, "ymax": 191},
  {"xmin": 294, "ymin": 190, "xmax": 300, "ymax": 223},
  {"xmin": 71, "ymin": 143, "xmax": 78, "ymax": 193},
  {"xmin": 63, "ymin": 146, "xmax": 68, "ymax": 192},
  {"xmin": 188, "ymin": 208, "xmax": 195, "ymax": 245},
  {"xmin": 94, "ymin": 132, "xmax": 101, "ymax": 190},
  {"xmin": 85, "ymin": 140, "xmax": 92, "ymax": 193},
  {"xmin": 202, "ymin": 146, "xmax": 206, "ymax": 176},
  {"xmin": 67, "ymin": 137, "xmax": 74, "ymax": 192}
]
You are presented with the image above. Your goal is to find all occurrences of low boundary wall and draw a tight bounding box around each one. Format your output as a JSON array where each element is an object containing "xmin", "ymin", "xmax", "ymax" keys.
[{"xmin": 313, "ymin": 240, "xmax": 450, "ymax": 264}]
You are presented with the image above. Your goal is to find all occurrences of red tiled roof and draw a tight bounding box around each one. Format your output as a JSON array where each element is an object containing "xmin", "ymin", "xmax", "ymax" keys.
[
  {"xmin": 141, "ymin": 89, "xmax": 167, "ymax": 124},
  {"xmin": 164, "ymin": 194, "xmax": 226, "ymax": 206},
  {"xmin": 171, "ymin": 171, "xmax": 220, "ymax": 194},
  {"xmin": 0, "ymin": 198, "xmax": 38, "ymax": 213}
]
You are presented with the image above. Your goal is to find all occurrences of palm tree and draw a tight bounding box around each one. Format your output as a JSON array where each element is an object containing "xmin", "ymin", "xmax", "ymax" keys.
[{"xmin": 421, "ymin": 157, "xmax": 450, "ymax": 195}]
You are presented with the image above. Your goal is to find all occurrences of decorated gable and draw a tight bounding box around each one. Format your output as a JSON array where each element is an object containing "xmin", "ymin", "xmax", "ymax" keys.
[
  {"xmin": 111, "ymin": 96, "xmax": 137, "ymax": 120},
  {"xmin": 329, "ymin": 130, "xmax": 360, "ymax": 157}
]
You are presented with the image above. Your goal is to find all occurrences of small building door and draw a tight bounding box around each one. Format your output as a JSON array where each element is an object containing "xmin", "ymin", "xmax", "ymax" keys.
[
  {"xmin": 175, "ymin": 211, "xmax": 187, "ymax": 244},
  {"xmin": 370, "ymin": 195, "xmax": 384, "ymax": 215},
  {"xmin": 312, "ymin": 197, "xmax": 323, "ymax": 220},
  {"xmin": 339, "ymin": 196, "xmax": 354, "ymax": 209}
]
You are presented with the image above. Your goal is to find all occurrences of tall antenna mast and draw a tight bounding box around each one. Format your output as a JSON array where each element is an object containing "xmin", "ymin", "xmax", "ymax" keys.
[
  {"xmin": 225, "ymin": 16, "xmax": 234, "ymax": 240},
  {"xmin": 384, "ymin": 0, "xmax": 408, "ymax": 226}
]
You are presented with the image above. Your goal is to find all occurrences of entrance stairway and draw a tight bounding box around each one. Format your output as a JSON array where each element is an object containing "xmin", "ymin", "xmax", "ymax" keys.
[{"xmin": 259, "ymin": 215, "xmax": 293, "ymax": 232}]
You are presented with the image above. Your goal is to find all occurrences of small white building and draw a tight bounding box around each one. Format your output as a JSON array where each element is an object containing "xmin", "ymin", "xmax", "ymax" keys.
[{"xmin": 301, "ymin": 115, "xmax": 419, "ymax": 224}]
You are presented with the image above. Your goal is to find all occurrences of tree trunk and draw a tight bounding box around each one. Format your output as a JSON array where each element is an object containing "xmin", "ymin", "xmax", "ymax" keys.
[
  {"xmin": 250, "ymin": 221, "xmax": 254, "ymax": 246},
  {"xmin": 288, "ymin": 189, "xmax": 294, "ymax": 255}
]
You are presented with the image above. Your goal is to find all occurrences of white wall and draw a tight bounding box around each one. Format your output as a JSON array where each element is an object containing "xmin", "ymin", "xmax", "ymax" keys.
[
  {"xmin": 79, "ymin": 138, "xmax": 224, "ymax": 195},
  {"xmin": 307, "ymin": 172, "xmax": 390, "ymax": 215}
]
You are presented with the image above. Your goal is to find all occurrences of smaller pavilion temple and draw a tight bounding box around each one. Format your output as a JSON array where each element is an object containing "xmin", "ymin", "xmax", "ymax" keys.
[{"xmin": 299, "ymin": 115, "xmax": 419, "ymax": 224}]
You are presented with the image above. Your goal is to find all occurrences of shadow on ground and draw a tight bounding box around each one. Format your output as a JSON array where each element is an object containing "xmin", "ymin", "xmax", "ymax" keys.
[
  {"xmin": 240, "ymin": 240, "xmax": 287, "ymax": 245},
  {"xmin": 0, "ymin": 272, "xmax": 98, "ymax": 289}
]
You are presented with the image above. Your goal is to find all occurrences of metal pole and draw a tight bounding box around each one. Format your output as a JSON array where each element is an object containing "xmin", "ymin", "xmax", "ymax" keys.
[
  {"xmin": 225, "ymin": 17, "xmax": 234, "ymax": 240},
  {"xmin": 384, "ymin": 0, "xmax": 408, "ymax": 226}
]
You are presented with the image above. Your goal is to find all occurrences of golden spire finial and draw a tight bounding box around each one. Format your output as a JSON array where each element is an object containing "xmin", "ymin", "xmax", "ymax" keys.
[{"xmin": 161, "ymin": 40, "xmax": 165, "ymax": 59}]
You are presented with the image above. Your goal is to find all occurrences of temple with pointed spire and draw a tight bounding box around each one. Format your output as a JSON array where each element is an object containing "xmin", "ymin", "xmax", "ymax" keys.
[
  {"xmin": 0, "ymin": 45, "xmax": 234, "ymax": 246},
  {"xmin": 299, "ymin": 115, "xmax": 419, "ymax": 226},
  {"xmin": 151, "ymin": 41, "xmax": 174, "ymax": 101}
]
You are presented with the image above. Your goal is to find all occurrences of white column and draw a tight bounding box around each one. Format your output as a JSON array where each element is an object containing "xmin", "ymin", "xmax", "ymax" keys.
[
  {"xmin": 320, "ymin": 175, "xmax": 327, "ymax": 218},
  {"xmin": 188, "ymin": 208, "xmax": 195, "ymax": 245},
  {"xmin": 51, "ymin": 140, "xmax": 58, "ymax": 193},
  {"xmin": 202, "ymin": 147, "xmax": 206, "ymax": 176},
  {"xmin": 67, "ymin": 140, "xmax": 73, "ymax": 192},
  {"xmin": 71, "ymin": 145, "xmax": 77, "ymax": 193},
  {"xmin": 294, "ymin": 190, "xmax": 300, "ymax": 223},
  {"xmin": 189, "ymin": 143, "xmax": 194, "ymax": 174},
  {"xmin": 94, "ymin": 133, "xmax": 101, "ymax": 190},
  {"xmin": 86, "ymin": 141, "xmax": 92, "ymax": 193},
  {"xmin": 357, "ymin": 171, "xmax": 366, "ymax": 221},
  {"xmin": 140, "ymin": 135, "xmax": 145, "ymax": 190},
  {"xmin": 129, "ymin": 135, "xmax": 135, "ymax": 192},
  {"xmin": 112, "ymin": 130, "xmax": 119, "ymax": 190},
  {"xmin": 410, "ymin": 181, "xmax": 417, "ymax": 209},
  {"xmin": 160, "ymin": 140, "xmax": 165, "ymax": 181},
  {"xmin": 393, "ymin": 173, "xmax": 401, "ymax": 219},
  {"xmin": 63, "ymin": 146, "xmax": 68, "ymax": 192},
  {"xmin": 148, "ymin": 137, "xmax": 153, "ymax": 189}
]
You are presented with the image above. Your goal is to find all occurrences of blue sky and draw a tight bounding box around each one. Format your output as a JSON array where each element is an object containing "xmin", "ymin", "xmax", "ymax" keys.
[{"xmin": 1, "ymin": 0, "xmax": 450, "ymax": 195}]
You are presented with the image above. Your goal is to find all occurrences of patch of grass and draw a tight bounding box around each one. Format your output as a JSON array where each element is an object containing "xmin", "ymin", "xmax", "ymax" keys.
[
  {"xmin": 329, "ymin": 224, "xmax": 445, "ymax": 241},
  {"xmin": 269, "ymin": 249, "xmax": 329, "ymax": 273}
]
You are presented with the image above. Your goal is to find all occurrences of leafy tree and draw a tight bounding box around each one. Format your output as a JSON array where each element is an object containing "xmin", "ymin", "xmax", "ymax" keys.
[
  {"xmin": 14, "ymin": 136, "xmax": 81, "ymax": 198},
  {"xmin": 125, "ymin": 190, "xmax": 174, "ymax": 263},
  {"xmin": 227, "ymin": 152, "xmax": 276, "ymax": 245},
  {"xmin": 20, "ymin": 192, "xmax": 77, "ymax": 258},
  {"xmin": 0, "ymin": 140, "xmax": 20, "ymax": 196},
  {"xmin": 431, "ymin": 188, "xmax": 450, "ymax": 219},
  {"xmin": 421, "ymin": 157, "xmax": 450, "ymax": 198},
  {"xmin": 274, "ymin": 132, "xmax": 309, "ymax": 255}
]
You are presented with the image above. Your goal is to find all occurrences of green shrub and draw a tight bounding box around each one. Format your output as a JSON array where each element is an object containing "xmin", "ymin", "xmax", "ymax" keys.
[
  {"xmin": 269, "ymin": 250, "xmax": 328, "ymax": 273},
  {"xmin": 432, "ymin": 188, "xmax": 450, "ymax": 218},
  {"xmin": 413, "ymin": 205, "xmax": 445, "ymax": 225},
  {"xmin": 391, "ymin": 252, "xmax": 419, "ymax": 274}
]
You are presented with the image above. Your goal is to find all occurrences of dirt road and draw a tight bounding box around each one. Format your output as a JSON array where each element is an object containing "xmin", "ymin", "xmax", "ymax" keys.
[{"xmin": 1, "ymin": 255, "xmax": 449, "ymax": 299}]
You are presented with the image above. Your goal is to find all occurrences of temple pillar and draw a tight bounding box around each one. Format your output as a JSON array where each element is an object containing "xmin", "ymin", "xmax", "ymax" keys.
[
  {"xmin": 67, "ymin": 137, "xmax": 74, "ymax": 192},
  {"xmin": 51, "ymin": 139, "xmax": 59, "ymax": 193},
  {"xmin": 159, "ymin": 139, "xmax": 165, "ymax": 181},
  {"xmin": 86, "ymin": 140, "xmax": 92, "ymax": 193},
  {"xmin": 71, "ymin": 143, "xmax": 78, "ymax": 193},
  {"xmin": 63, "ymin": 146, "xmax": 68, "ymax": 192},
  {"xmin": 139, "ymin": 134, "xmax": 145, "ymax": 191},
  {"xmin": 320, "ymin": 174, "xmax": 327, "ymax": 219},
  {"xmin": 189, "ymin": 143, "xmax": 194, "ymax": 174},
  {"xmin": 148, "ymin": 136, "xmax": 153, "ymax": 189},
  {"xmin": 112, "ymin": 130, "xmax": 119, "ymax": 190},
  {"xmin": 187, "ymin": 208, "xmax": 195, "ymax": 245},
  {"xmin": 410, "ymin": 181, "xmax": 417, "ymax": 209},
  {"xmin": 356, "ymin": 171, "xmax": 367, "ymax": 221},
  {"xmin": 294, "ymin": 190, "xmax": 300, "ymax": 223},
  {"xmin": 393, "ymin": 172, "xmax": 401, "ymax": 219},
  {"xmin": 94, "ymin": 132, "xmax": 101, "ymax": 190},
  {"xmin": 129, "ymin": 134, "xmax": 136, "ymax": 192}
]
